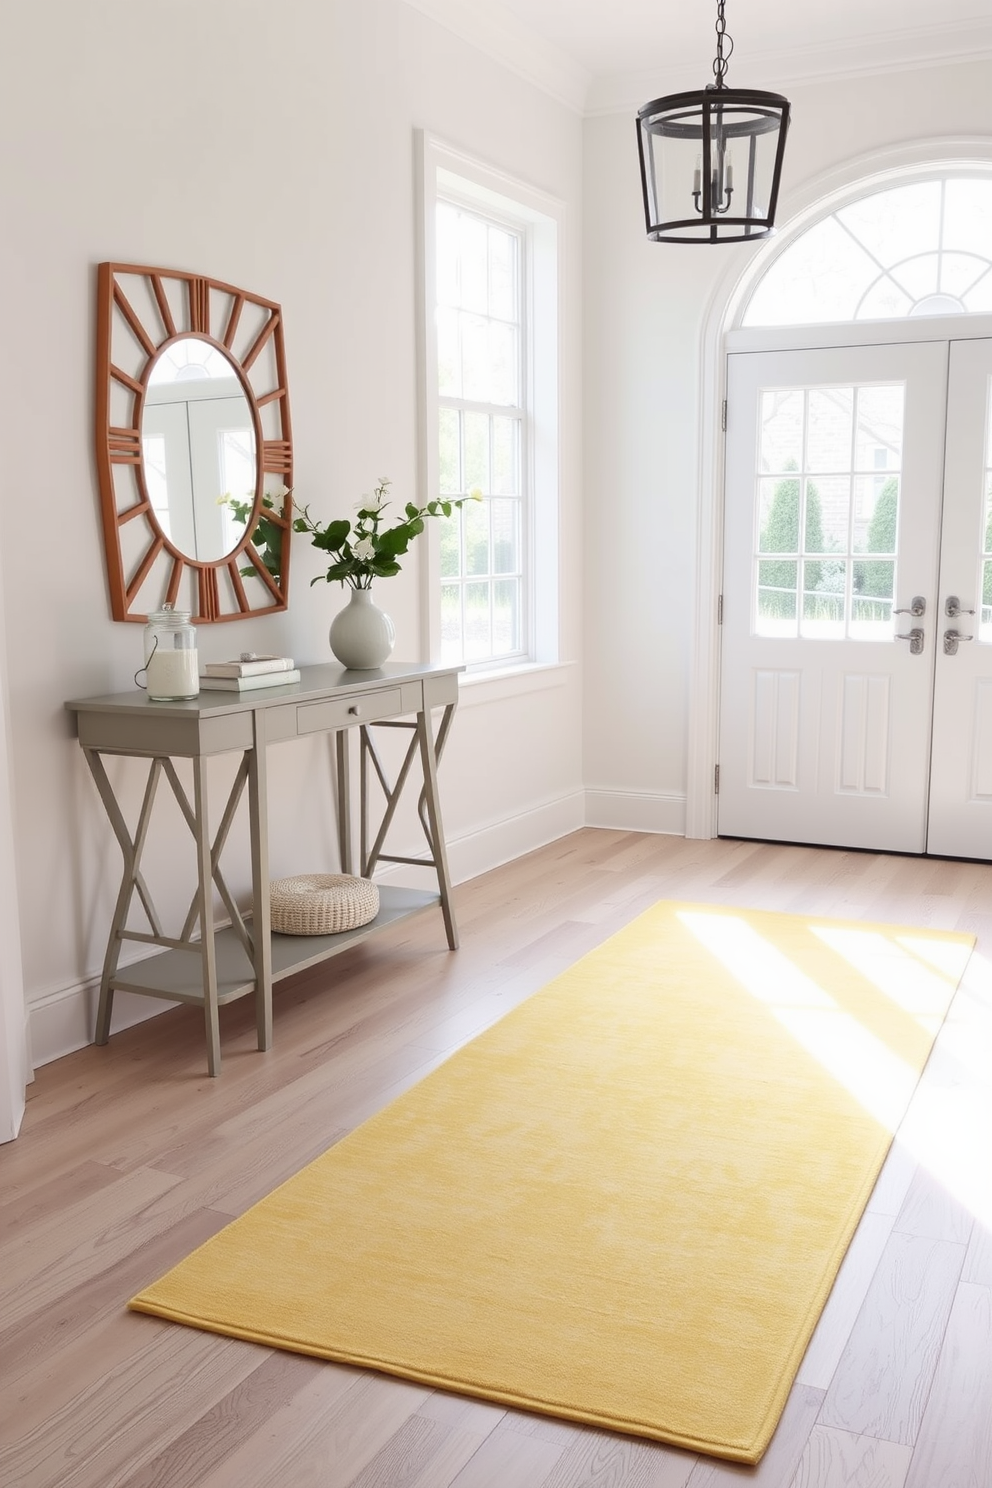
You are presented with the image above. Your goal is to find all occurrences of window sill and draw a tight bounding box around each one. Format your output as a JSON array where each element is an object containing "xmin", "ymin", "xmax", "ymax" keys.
[{"xmin": 455, "ymin": 659, "xmax": 576, "ymax": 708}]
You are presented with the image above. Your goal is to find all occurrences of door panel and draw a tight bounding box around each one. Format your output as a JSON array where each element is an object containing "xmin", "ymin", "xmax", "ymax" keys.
[
  {"xmin": 927, "ymin": 339, "xmax": 992, "ymax": 857},
  {"xmin": 719, "ymin": 343, "xmax": 948, "ymax": 852}
]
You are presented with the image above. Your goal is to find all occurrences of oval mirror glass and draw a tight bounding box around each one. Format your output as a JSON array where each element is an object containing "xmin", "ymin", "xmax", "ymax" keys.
[{"xmin": 141, "ymin": 336, "xmax": 258, "ymax": 563}]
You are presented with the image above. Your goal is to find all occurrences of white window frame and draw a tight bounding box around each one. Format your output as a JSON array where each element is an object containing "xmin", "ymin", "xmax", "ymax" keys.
[{"xmin": 417, "ymin": 132, "xmax": 561, "ymax": 675}]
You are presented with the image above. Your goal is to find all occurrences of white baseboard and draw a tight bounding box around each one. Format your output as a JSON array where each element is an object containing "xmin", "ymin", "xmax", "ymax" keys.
[
  {"xmin": 584, "ymin": 787, "xmax": 687, "ymax": 836},
  {"xmin": 28, "ymin": 976, "xmax": 181, "ymax": 1071},
  {"xmin": 28, "ymin": 789, "xmax": 588, "ymax": 1070},
  {"xmin": 449, "ymin": 789, "xmax": 587, "ymax": 882}
]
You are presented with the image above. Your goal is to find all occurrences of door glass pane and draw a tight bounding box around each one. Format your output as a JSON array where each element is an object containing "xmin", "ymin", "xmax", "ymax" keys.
[
  {"xmin": 757, "ymin": 559, "xmax": 797, "ymax": 635},
  {"xmin": 755, "ymin": 383, "xmax": 904, "ymax": 640},
  {"xmin": 759, "ymin": 390, "xmax": 804, "ymax": 471},
  {"xmin": 802, "ymin": 579, "xmax": 844, "ymax": 637},
  {"xmin": 855, "ymin": 386, "xmax": 904, "ymax": 470},
  {"xmin": 758, "ymin": 476, "xmax": 799, "ymax": 552},
  {"xmin": 806, "ymin": 389, "xmax": 853, "ymax": 471}
]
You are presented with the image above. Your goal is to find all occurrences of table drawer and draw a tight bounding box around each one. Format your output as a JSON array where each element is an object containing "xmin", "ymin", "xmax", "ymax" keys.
[{"xmin": 296, "ymin": 688, "xmax": 404, "ymax": 734}]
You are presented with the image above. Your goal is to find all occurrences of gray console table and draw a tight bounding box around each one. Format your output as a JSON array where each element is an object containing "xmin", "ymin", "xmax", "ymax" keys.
[{"xmin": 66, "ymin": 661, "xmax": 461, "ymax": 1075}]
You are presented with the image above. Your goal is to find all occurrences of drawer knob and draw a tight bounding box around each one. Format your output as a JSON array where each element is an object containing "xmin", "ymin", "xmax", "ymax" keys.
[{"xmin": 348, "ymin": 705, "xmax": 360, "ymax": 716}]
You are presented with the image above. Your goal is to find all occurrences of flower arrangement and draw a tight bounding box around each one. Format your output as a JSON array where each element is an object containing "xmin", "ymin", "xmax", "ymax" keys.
[{"xmin": 292, "ymin": 477, "xmax": 480, "ymax": 589}]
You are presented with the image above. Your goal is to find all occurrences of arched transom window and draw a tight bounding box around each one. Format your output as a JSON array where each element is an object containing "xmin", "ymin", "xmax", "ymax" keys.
[{"xmin": 743, "ymin": 176, "xmax": 992, "ymax": 326}]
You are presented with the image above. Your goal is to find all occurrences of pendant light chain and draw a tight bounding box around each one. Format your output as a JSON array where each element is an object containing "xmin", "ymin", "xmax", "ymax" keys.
[{"xmin": 712, "ymin": 0, "xmax": 734, "ymax": 89}]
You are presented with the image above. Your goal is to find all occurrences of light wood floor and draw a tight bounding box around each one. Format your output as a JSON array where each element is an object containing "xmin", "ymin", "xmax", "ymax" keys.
[{"xmin": 3, "ymin": 829, "xmax": 991, "ymax": 1488}]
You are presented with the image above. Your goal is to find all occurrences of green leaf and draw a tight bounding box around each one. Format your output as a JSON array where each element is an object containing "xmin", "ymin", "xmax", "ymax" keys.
[
  {"xmin": 312, "ymin": 519, "xmax": 351, "ymax": 552},
  {"xmin": 377, "ymin": 527, "xmax": 411, "ymax": 556},
  {"xmin": 441, "ymin": 502, "xmax": 452, "ymax": 517},
  {"xmin": 406, "ymin": 503, "xmax": 419, "ymax": 519}
]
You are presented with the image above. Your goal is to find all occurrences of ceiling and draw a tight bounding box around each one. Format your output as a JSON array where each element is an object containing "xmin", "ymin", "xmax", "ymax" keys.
[{"xmin": 405, "ymin": 0, "xmax": 992, "ymax": 112}]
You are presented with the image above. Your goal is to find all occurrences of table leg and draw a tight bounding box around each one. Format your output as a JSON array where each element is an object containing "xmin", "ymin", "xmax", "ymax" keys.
[
  {"xmin": 192, "ymin": 755, "xmax": 221, "ymax": 1076},
  {"xmin": 416, "ymin": 707, "xmax": 459, "ymax": 950},
  {"xmin": 335, "ymin": 730, "xmax": 353, "ymax": 874},
  {"xmin": 83, "ymin": 748, "xmax": 164, "ymax": 1045},
  {"xmin": 249, "ymin": 712, "xmax": 272, "ymax": 1052}
]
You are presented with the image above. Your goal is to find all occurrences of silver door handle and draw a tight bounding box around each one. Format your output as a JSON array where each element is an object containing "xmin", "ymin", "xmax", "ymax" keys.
[
  {"xmin": 945, "ymin": 596, "xmax": 975, "ymax": 617},
  {"xmin": 944, "ymin": 628, "xmax": 974, "ymax": 655},
  {"xmin": 894, "ymin": 596, "xmax": 926, "ymax": 616},
  {"xmin": 896, "ymin": 627, "xmax": 925, "ymax": 654}
]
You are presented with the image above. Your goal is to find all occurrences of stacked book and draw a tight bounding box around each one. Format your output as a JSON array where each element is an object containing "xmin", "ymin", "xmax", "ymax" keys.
[{"xmin": 199, "ymin": 655, "xmax": 301, "ymax": 691}]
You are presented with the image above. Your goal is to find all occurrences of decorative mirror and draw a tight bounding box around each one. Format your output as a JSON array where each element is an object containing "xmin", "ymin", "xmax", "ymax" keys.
[{"xmin": 95, "ymin": 262, "xmax": 294, "ymax": 623}]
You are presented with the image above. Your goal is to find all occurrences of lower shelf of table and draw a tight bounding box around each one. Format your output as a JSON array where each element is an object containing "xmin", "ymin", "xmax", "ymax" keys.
[{"xmin": 110, "ymin": 886, "xmax": 442, "ymax": 1008}]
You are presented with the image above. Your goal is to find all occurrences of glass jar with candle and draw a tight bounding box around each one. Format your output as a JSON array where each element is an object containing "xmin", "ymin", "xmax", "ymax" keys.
[{"xmin": 142, "ymin": 605, "xmax": 199, "ymax": 700}]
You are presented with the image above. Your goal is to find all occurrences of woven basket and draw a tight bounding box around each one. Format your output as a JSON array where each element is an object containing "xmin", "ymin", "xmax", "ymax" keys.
[{"xmin": 269, "ymin": 873, "xmax": 379, "ymax": 935}]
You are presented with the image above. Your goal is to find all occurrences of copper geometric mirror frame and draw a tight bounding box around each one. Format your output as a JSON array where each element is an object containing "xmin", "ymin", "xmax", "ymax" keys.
[{"xmin": 95, "ymin": 262, "xmax": 294, "ymax": 623}]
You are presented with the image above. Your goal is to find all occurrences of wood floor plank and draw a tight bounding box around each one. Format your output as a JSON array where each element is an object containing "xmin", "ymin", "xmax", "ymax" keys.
[
  {"xmin": 538, "ymin": 1426, "xmax": 697, "ymax": 1487},
  {"xmin": 684, "ymin": 1384, "xmax": 824, "ymax": 1486},
  {"xmin": 892, "ymin": 1165, "xmax": 975, "ymax": 1245},
  {"xmin": 787, "ymin": 1425, "xmax": 913, "ymax": 1488},
  {"xmin": 818, "ymin": 1233, "xmax": 965, "ymax": 1444},
  {"xmin": 0, "ymin": 1167, "xmax": 183, "ymax": 1324},
  {"xmin": 0, "ymin": 1207, "xmax": 230, "ymax": 1390},
  {"xmin": 796, "ymin": 1211, "xmax": 895, "ymax": 1391},
  {"xmin": 902, "ymin": 1283, "xmax": 992, "ymax": 1488},
  {"xmin": 0, "ymin": 1328, "xmax": 269, "ymax": 1488},
  {"xmin": 191, "ymin": 1368, "xmax": 385, "ymax": 1488},
  {"xmin": 1, "ymin": 1158, "xmax": 123, "ymax": 1232},
  {"xmin": 962, "ymin": 1221, "xmax": 992, "ymax": 1286},
  {"xmin": 114, "ymin": 1351, "xmax": 333, "ymax": 1488},
  {"xmin": 443, "ymin": 1424, "xmax": 564, "ymax": 1488},
  {"xmin": 5, "ymin": 831, "xmax": 992, "ymax": 1488}
]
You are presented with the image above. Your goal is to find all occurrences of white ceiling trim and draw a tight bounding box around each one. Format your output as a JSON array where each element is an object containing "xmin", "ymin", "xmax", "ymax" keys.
[
  {"xmin": 402, "ymin": 2, "xmax": 992, "ymax": 120},
  {"xmin": 589, "ymin": 18, "xmax": 992, "ymax": 114},
  {"xmin": 401, "ymin": 0, "xmax": 590, "ymax": 113}
]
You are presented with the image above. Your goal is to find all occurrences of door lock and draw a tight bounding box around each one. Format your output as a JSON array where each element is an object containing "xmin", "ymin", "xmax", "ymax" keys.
[
  {"xmin": 894, "ymin": 596, "xmax": 926, "ymax": 617},
  {"xmin": 943, "ymin": 628, "xmax": 974, "ymax": 655},
  {"xmin": 945, "ymin": 596, "xmax": 975, "ymax": 618},
  {"xmin": 896, "ymin": 627, "xmax": 925, "ymax": 654}
]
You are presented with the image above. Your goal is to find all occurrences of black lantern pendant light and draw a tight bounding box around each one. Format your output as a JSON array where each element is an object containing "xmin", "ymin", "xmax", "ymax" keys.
[{"xmin": 636, "ymin": 0, "xmax": 790, "ymax": 244}]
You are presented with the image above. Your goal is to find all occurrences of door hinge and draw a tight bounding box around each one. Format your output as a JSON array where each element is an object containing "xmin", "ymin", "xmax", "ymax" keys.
[
  {"xmin": 714, "ymin": 763, "xmax": 720, "ymax": 794},
  {"xmin": 717, "ymin": 594, "xmax": 723, "ymax": 625},
  {"xmin": 721, "ymin": 399, "xmax": 727, "ymax": 432}
]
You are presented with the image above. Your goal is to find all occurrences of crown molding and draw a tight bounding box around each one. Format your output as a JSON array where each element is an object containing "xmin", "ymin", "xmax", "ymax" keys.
[
  {"xmin": 587, "ymin": 18, "xmax": 992, "ymax": 115},
  {"xmin": 401, "ymin": 0, "xmax": 590, "ymax": 114},
  {"xmin": 401, "ymin": 2, "xmax": 992, "ymax": 120}
]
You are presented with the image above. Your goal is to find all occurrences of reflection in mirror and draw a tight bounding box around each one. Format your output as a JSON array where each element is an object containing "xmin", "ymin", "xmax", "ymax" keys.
[{"xmin": 141, "ymin": 337, "xmax": 256, "ymax": 563}]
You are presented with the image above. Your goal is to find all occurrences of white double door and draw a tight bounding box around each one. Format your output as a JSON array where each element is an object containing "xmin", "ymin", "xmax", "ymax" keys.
[{"xmin": 719, "ymin": 336, "xmax": 992, "ymax": 857}]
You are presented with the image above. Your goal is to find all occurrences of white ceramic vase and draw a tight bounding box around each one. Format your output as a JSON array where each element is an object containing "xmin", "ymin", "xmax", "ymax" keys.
[{"xmin": 328, "ymin": 587, "xmax": 395, "ymax": 669}]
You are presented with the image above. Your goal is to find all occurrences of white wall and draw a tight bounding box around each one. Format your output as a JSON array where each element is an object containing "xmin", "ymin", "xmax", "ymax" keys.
[
  {"xmin": 582, "ymin": 58, "xmax": 992, "ymax": 834},
  {"xmin": 0, "ymin": 0, "xmax": 584, "ymax": 1066}
]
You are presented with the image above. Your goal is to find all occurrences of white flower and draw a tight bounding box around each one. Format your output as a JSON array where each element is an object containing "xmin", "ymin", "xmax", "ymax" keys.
[{"xmin": 353, "ymin": 535, "xmax": 375, "ymax": 561}]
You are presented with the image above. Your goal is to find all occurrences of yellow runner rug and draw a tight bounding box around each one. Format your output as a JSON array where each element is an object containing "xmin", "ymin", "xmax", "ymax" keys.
[{"xmin": 130, "ymin": 902, "xmax": 973, "ymax": 1464}]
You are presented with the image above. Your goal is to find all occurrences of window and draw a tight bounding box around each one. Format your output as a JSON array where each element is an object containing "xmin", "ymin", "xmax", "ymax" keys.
[
  {"xmin": 420, "ymin": 136, "xmax": 560, "ymax": 672},
  {"xmin": 743, "ymin": 175, "xmax": 992, "ymax": 327},
  {"xmin": 436, "ymin": 202, "xmax": 525, "ymax": 662}
]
